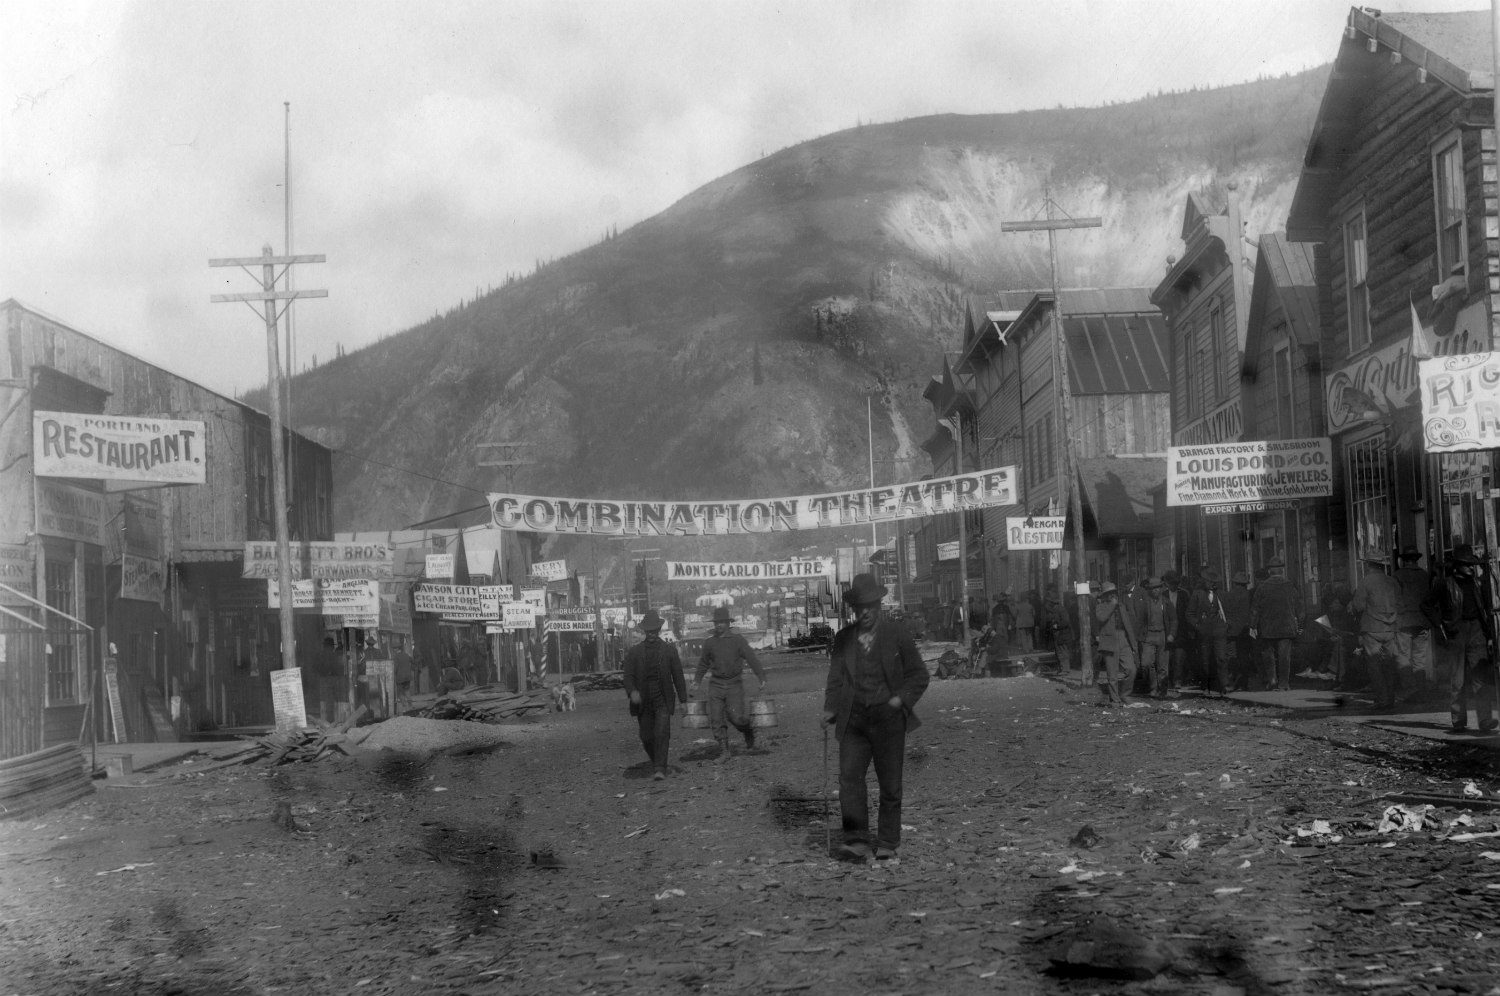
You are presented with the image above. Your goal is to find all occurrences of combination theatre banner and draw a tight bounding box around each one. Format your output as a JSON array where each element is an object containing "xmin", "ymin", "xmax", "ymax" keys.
[
  {"xmin": 487, "ymin": 467, "xmax": 1017, "ymax": 536},
  {"xmin": 1167, "ymin": 439, "xmax": 1333, "ymax": 507},
  {"xmin": 1419, "ymin": 352, "xmax": 1500, "ymax": 453},
  {"xmin": 667, "ymin": 558, "xmax": 834, "ymax": 581}
]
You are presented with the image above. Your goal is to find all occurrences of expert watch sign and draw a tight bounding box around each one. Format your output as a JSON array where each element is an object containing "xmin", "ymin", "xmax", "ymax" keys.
[{"xmin": 1167, "ymin": 438, "xmax": 1332, "ymax": 507}]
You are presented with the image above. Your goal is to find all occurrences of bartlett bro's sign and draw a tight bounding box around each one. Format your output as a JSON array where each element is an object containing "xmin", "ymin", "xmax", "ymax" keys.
[{"xmin": 33, "ymin": 411, "xmax": 206, "ymax": 486}]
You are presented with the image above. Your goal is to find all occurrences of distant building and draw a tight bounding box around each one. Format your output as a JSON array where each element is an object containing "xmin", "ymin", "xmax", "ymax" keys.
[{"xmin": 0, "ymin": 300, "xmax": 335, "ymax": 758}]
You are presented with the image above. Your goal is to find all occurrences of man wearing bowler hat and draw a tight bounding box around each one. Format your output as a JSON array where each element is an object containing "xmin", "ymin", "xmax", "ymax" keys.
[
  {"xmin": 1432, "ymin": 544, "xmax": 1498, "ymax": 733},
  {"xmin": 1251, "ymin": 557, "xmax": 1303, "ymax": 691},
  {"xmin": 622, "ymin": 609, "xmax": 689, "ymax": 780},
  {"xmin": 823, "ymin": 573, "xmax": 929, "ymax": 861},
  {"xmin": 1187, "ymin": 568, "xmax": 1231, "ymax": 695},
  {"xmin": 694, "ymin": 605, "xmax": 767, "ymax": 757}
]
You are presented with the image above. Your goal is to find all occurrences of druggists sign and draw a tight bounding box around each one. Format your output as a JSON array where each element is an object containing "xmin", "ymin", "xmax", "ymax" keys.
[{"xmin": 33, "ymin": 411, "xmax": 206, "ymax": 485}]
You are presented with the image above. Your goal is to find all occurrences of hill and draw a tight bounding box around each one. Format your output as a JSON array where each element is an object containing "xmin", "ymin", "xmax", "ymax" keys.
[{"xmin": 263, "ymin": 67, "xmax": 1331, "ymax": 570}]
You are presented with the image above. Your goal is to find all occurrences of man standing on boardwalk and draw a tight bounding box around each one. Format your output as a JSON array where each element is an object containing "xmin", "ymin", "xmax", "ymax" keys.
[
  {"xmin": 1134, "ymin": 577, "xmax": 1175, "ymax": 698},
  {"xmin": 622, "ymin": 609, "xmax": 689, "ymax": 780},
  {"xmin": 1188, "ymin": 568, "xmax": 1231, "ymax": 696},
  {"xmin": 824, "ymin": 573, "xmax": 929, "ymax": 862},
  {"xmin": 1250, "ymin": 557, "xmax": 1303, "ymax": 691},
  {"xmin": 1432, "ymin": 545, "xmax": 1498, "ymax": 733},
  {"xmin": 1351, "ymin": 555, "xmax": 1401, "ymax": 709},
  {"xmin": 694, "ymin": 605, "xmax": 767, "ymax": 757},
  {"xmin": 1392, "ymin": 545, "xmax": 1436, "ymax": 703}
]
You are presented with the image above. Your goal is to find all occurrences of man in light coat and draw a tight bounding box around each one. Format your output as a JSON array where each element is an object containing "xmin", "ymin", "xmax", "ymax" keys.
[{"xmin": 1351, "ymin": 554, "xmax": 1401, "ymax": 709}]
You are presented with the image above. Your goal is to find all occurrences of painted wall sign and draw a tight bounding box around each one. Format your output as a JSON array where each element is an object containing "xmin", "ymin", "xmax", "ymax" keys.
[
  {"xmin": 242, "ymin": 541, "xmax": 395, "ymax": 580},
  {"xmin": 666, "ymin": 558, "xmax": 834, "ymax": 581},
  {"xmin": 425, "ymin": 553, "xmax": 454, "ymax": 578},
  {"xmin": 544, "ymin": 617, "xmax": 596, "ymax": 633},
  {"xmin": 35, "ymin": 479, "xmax": 105, "ymax": 544},
  {"xmin": 120, "ymin": 553, "xmax": 164, "ymax": 603},
  {"xmin": 268, "ymin": 578, "xmax": 379, "ymax": 614},
  {"xmin": 1419, "ymin": 351, "xmax": 1500, "ymax": 453},
  {"xmin": 0, "ymin": 543, "xmax": 34, "ymax": 606},
  {"xmin": 1173, "ymin": 398, "xmax": 1243, "ymax": 447},
  {"xmin": 1005, "ymin": 516, "xmax": 1066, "ymax": 550},
  {"xmin": 1167, "ymin": 438, "xmax": 1333, "ymax": 507},
  {"xmin": 413, "ymin": 584, "xmax": 481, "ymax": 616},
  {"xmin": 487, "ymin": 467, "xmax": 1017, "ymax": 536},
  {"xmin": 1202, "ymin": 499, "xmax": 1298, "ymax": 516},
  {"xmin": 33, "ymin": 410, "xmax": 206, "ymax": 484}
]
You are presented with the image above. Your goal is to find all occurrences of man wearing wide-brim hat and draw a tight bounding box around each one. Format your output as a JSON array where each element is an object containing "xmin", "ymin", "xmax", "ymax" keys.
[
  {"xmin": 1351, "ymin": 552, "xmax": 1401, "ymax": 709},
  {"xmin": 1186, "ymin": 568, "xmax": 1231, "ymax": 695},
  {"xmin": 1133, "ymin": 577, "xmax": 1176, "ymax": 698},
  {"xmin": 622, "ymin": 609, "xmax": 689, "ymax": 780},
  {"xmin": 1250, "ymin": 557, "xmax": 1303, "ymax": 692},
  {"xmin": 1431, "ymin": 544, "xmax": 1498, "ymax": 733},
  {"xmin": 823, "ymin": 573, "xmax": 929, "ymax": 862},
  {"xmin": 693, "ymin": 605, "xmax": 767, "ymax": 757},
  {"xmin": 1391, "ymin": 545, "xmax": 1436, "ymax": 704}
]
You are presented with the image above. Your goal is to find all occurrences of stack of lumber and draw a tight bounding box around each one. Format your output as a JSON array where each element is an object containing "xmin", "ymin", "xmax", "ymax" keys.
[
  {"xmin": 571, "ymin": 670, "xmax": 625, "ymax": 692},
  {"xmin": 419, "ymin": 689, "xmax": 553, "ymax": 722},
  {"xmin": 241, "ymin": 727, "xmax": 354, "ymax": 765},
  {"xmin": 0, "ymin": 743, "xmax": 93, "ymax": 821}
]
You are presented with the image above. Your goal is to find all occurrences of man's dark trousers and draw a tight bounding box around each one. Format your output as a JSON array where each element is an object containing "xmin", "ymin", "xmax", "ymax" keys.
[
  {"xmin": 838, "ymin": 702, "xmax": 907, "ymax": 850},
  {"xmin": 635, "ymin": 704, "xmax": 673, "ymax": 775}
]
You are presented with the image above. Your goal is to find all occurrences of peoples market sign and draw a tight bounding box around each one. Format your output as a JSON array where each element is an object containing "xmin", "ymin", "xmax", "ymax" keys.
[{"xmin": 487, "ymin": 467, "xmax": 1017, "ymax": 536}]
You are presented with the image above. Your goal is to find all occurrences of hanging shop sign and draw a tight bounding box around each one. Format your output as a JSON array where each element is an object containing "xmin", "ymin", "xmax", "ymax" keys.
[
  {"xmin": 242, "ymin": 540, "xmax": 395, "ymax": 580},
  {"xmin": 478, "ymin": 585, "xmax": 512, "ymax": 618},
  {"xmin": 1166, "ymin": 438, "xmax": 1332, "ymax": 507},
  {"xmin": 666, "ymin": 558, "xmax": 833, "ymax": 581},
  {"xmin": 120, "ymin": 553, "xmax": 164, "ymax": 603},
  {"xmin": 1005, "ymin": 516, "xmax": 1066, "ymax": 550},
  {"xmin": 0, "ymin": 543, "xmax": 34, "ymax": 606},
  {"xmin": 544, "ymin": 617, "xmax": 596, "ymax": 633},
  {"xmin": 502, "ymin": 602, "xmax": 540, "ymax": 630},
  {"xmin": 1202, "ymin": 500, "xmax": 1297, "ymax": 516},
  {"xmin": 33, "ymin": 410, "xmax": 206, "ymax": 486},
  {"xmin": 413, "ymin": 584, "xmax": 481, "ymax": 617},
  {"xmin": 34, "ymin": 479, "xmax": 105, "ymax": 544},
  {"xmin": 425, "ymin": 553, "xmax": 454, "ymax": 578},
  {"xmin": 520, "ymin": 587, "xmax": 546, "ymax": 607},
  {"xmin": 530, "ymin": 559, "xmax": 568, "ymax": 582},
  {"xmin": 487, "ymin": 467, "xmax": 1017, "ymax": 537},
  {"xmin": 268, "ymin": 578, "xmax": 379, "ymax": 614},
  {"xmin": 936, "ymin": 541, "xmax": 960, "ymax": 561},
  {"xmin": 378, "ymin": 590, "xmax": 412, "ymax": 636},
  {"xmin": 1419, "ymin": 352, "xmax": 1500, "ymax": 454}
]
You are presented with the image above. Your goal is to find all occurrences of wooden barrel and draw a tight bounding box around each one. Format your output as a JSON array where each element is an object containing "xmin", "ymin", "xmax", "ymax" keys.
[
  {"xmin": 681, "ymin": 699, "xmax": 709, "ymax": 728},
  {"xmin": 748, "ymin": 698, "xmax": 778, "ymax": 728}
]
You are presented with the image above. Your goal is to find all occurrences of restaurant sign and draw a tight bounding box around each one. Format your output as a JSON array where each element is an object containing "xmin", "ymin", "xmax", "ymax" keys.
[
  {"xmin": 33, "ymin": 410, "xmax": 206, "ymax": 486},
  {"xmin": 1004, "ymin": 517, "xmax": 1066, "ymax": 550}
]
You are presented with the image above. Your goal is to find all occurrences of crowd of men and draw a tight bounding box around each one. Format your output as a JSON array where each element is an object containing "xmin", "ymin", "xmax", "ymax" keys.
[{"xmin": 981, "ymin": 545, "xmax": 1497, "ymax": 732}]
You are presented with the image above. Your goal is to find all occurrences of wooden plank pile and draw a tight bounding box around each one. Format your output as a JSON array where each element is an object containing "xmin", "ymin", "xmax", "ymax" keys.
[
  {"xmin": 215, "ymin": 706, "xmax": 370, "ymax": 766},
  {"xmin": 571, "ymin": 670, "xmax": 625, "ymax": 692},
  {"xmin": 419, "ymin": 689, "xmax": 553, "ymax": 722},
  {"xmin": 0, "ymin": 743, "xmax": 94, "ymax": 821}
]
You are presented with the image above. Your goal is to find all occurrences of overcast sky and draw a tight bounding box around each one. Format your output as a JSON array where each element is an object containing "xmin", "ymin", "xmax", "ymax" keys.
[{"xmin": 1, "ymin": 0, "xmax": 1483, "ymax": 398}]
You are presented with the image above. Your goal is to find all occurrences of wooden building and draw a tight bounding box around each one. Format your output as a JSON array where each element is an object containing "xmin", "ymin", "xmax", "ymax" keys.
[
  {"xmin": 1285, "ymin": 8, "xmax": 1500, "ymax": 581},
  {"xmin": 1150, "ymin": 188, "xmax": 1256, "ymax": 580},
  {"xmin": 0, "ymin": 300, "xmax": 334, "ymax": 759}
]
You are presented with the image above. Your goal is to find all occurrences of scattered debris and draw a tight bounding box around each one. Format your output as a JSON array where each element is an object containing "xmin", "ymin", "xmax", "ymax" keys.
[
  {"xmin": 1069, "ymin": 825, "xmax": 1101, "ymax": 849},
  {"xmin": 1378, "ymin": 804, "xmax": 1435, "ymax": 834},
  {"xmin": 1049, "ymin": 919, "xmax": 1173, "ymax": 981}
]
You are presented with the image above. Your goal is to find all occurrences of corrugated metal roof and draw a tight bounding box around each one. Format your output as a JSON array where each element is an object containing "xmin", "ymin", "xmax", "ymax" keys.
[{"xmin": 1066, "ymin": 311, "xmax": 1171, "ymax": 396}]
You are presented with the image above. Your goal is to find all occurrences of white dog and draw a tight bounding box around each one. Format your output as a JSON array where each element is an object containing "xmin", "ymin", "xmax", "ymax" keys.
[{"xmin": 551, "ymin": 682, "xmax": 577, "ymax": 712}]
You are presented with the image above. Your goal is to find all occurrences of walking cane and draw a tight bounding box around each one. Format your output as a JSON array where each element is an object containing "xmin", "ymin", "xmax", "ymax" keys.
[{"xmin": 821, "ymin": 719, "xmax": 831, "ymax": 855}]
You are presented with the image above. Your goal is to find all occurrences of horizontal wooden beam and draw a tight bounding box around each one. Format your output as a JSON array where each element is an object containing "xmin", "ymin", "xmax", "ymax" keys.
[
  {"xmin": 211, "ymin": 289, "xmax": 329, "ymax": 303},
  {"xmin": 1001, "ymin": 218, "xmax": 1103, "ymax": 232},
  {"xmin": 209, "ymin": 254, "xmax": 326, "ymax": 267}
]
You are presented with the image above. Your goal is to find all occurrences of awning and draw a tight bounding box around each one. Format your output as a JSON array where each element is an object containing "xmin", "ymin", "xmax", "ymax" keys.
[{"xmin": 1076, "ymin": 457, "xmax": 1166, "ymax": 536}]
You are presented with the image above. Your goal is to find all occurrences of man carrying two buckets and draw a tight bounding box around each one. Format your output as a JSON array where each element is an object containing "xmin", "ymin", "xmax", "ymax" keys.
[{"xmin": 694, "ymin": 605, "xmax": 768, "ymax": 757}]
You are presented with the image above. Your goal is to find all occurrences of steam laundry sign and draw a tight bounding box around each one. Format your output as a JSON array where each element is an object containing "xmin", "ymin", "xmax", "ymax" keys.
[
  {"xmin": 1167, "ymin": 438, "xmax": 1333, "ymax": 506},
  {"xmin": 1419, "ymin": 352, "xmax": 1500, "ymax": 453},
  {"xmin": 487, "ymin": 467, "xmax": 1017, "ymax": 536},
  {"xmin": 33, "ymin": 411, "xmax": 206, "ymax": 485},
  {"xmin": 667, "ymin": 558, "xmax": 834, "ymax": 581},
  {"xmin": 1005, "ymin": 517, "xmax": 1065, "ymax": 550}
]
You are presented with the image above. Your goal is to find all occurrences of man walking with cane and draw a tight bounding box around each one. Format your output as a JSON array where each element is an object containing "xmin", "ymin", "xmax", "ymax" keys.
[{"xmin": 823, "ymin": 573, "xmax": 929, "ymax": 862}]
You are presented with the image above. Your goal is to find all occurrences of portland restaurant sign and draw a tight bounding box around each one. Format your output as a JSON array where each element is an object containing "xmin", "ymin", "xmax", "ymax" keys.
[{"xmin": 33, "ymin": 410, "xmax": 206, "ymax": 485}]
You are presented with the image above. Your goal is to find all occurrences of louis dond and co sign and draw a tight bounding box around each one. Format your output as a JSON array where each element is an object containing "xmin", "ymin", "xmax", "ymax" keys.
[{"xmin": 1167, "ymin": 438, "xmax": 1333, "ymax": 507}]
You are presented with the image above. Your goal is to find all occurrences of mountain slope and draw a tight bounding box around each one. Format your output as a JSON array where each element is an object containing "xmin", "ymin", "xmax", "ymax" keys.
[{"xmin": 273, "ymin": 68, "xmax": 1330, "ymax": 564}]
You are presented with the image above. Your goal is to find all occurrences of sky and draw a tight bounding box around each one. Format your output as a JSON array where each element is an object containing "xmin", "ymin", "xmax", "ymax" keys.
[{"xmin": 1, "ymin": 0, "xmax": 1485, "ymax": 399}]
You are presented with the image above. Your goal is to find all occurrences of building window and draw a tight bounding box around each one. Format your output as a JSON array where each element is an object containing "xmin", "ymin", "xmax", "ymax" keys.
[
  {"xmin": 1209, "ymin": 301, "xmax": 1225, "ymax": 401},
  {"xmin": 1344, "ymin": 207, "xmax": 1370, "ymax": 352},
  {"xmin": 1433, "ymin": 133, "xmax": 1467, "ymax": 284},
  {"xmin": 44, "ymin": 556, "xmax": 77, "ymax": 703},
  {"xmin": 1347, "ymin": 434, "xmax": 1392, "ymax": 564},
  {"xmin": 1273, "ymin": 341, "xmax": 1295, "ymax": 438},
  {"xmin": 1182, "ymin": 327, "xmax": 1200, "ymax": 418}
]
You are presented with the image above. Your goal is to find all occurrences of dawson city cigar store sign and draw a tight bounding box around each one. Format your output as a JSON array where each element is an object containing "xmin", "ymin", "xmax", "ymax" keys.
[{"xmin": 488, "ymin": 468, "xmax": 1018, "ymax": 537}]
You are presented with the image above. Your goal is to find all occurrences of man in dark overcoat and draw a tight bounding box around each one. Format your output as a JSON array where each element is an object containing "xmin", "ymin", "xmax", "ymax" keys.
[
  {"xmin": 622, "ymin": 609, "xmax": 689, "ymax": 781},
  {"xmin": 823, "ymin": 573, "xmax": 930, "ymax": 862}
]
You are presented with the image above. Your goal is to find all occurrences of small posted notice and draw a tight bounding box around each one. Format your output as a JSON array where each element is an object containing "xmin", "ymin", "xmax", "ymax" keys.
[
  {"xmin": 270, "ymin": 667, "xmax": 307, "ymax": 733},
  {"xmin": 103, "ymin": 657, "xmax": 126, "ymax": 744}
]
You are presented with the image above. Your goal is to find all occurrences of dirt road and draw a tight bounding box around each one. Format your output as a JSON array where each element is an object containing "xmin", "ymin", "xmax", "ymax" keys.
[{"xmin": 2, "ymin": 651, "xmax": 1499, "ymax": 995}]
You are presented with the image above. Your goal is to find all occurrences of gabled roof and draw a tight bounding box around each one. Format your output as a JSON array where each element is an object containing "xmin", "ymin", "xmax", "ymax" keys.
[
  {"xmin": 1287, "ymin": 8, "xmax": 1493, "ymax": 241},
  {"xmin": 1244, "ymin": 233, "xmax": 1319, "ymax": 362}
]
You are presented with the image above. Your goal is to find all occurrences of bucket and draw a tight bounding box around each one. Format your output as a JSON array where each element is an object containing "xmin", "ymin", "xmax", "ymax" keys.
[
  {"xmin": 748, "ymin": 698, "xmax": 779, "ymax": 728},
  {"xmin": 681, "ymin": 699, "xmax": 710, "ymax": 728}
]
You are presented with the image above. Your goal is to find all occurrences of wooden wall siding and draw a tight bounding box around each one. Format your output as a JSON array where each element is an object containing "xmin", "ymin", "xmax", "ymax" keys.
[
  {"xmin": 1321, "ymin": 65, "xmax": 1490, "ymax": 363},
  {"xmin": 1168, "ymin": 264, "xmax": 1240, "ymax": 434},
  {"xmin": 1074, "ymin": 394, "xmax": 1170, "ymax": 458}
]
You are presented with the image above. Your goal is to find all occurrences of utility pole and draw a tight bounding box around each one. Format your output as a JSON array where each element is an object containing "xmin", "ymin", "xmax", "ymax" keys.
[
  {"xmin": 478, "ymin": 441, "xmax": 535, "ymax": 492},
  {"xmin": 1002, "ymin": 191, "xmax": 1103, "ymax": 683},
  {"xmin": 211, "ymin": 246, "xmax": 327, "ymax": 676},
  {"xmin": 943, "ymin": 413, "xmax": 969, "ymax": 633}
]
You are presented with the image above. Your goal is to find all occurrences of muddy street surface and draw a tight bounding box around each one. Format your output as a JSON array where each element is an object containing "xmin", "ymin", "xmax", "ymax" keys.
[{"xmin": 3, "ymin": 651, "xmax": 1500, "ymax": 996}]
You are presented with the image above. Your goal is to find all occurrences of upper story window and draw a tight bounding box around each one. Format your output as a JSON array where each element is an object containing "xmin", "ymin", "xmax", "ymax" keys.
[
  {"xmin": 1209, "ymin": 300, "xmax": 1225, "ymax": 400},
  {"xmin": 1343, "ymin": 207, "xmax": 1370, "ymax": 352},
  {"xmin": 1182, "ymin": 326, "xmax": 1200, "ymax": 419},
  {"xmin": 1432, "ymin": 132, "xmax": 1468, "ymax": 283},
  {"xmin": 1273, "ymin": 340, "xmax": 1296, "ymax": 437}
]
